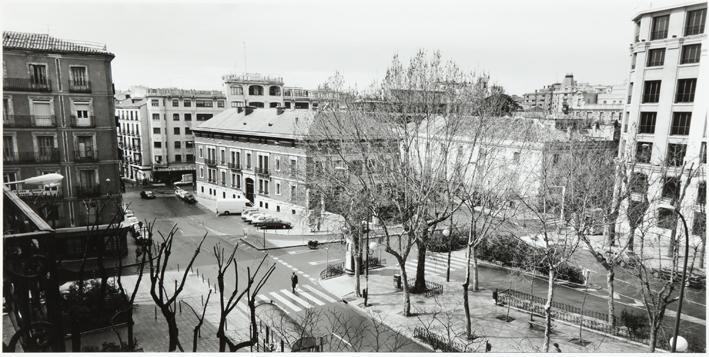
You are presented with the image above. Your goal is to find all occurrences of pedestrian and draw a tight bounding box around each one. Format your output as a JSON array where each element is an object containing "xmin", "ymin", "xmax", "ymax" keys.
[
  {"xmin": 291, "ymin": 272, "xmax": 298, "ymax": 294},
  {"xmin": 492, "ymin": 288, "xmax": 499, "ymax": 305},
  {"xmin": 553, "ymin": 343, "xmax": 561, "ymax": 353},
  {"xmin": 485, "ymin": 340, "xmax": 492, "ymax": 352}
]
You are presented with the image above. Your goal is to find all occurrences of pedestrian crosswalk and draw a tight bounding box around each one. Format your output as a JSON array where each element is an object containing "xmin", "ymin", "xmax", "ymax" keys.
[
  {"xmin": 403, "ymin": 253, "xmax": 472, "ymax": 277},
  {"xmin": 232, "ymin": 284, "xmax": 340, "ymax": 316}
]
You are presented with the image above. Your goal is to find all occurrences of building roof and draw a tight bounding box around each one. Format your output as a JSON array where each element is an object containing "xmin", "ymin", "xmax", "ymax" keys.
[
  {"xmin": 115, "ymin": 97, "xmax": 147, "ymax": 109},
  {"xmin": 194, "ymin": 108, "xmax": 315, "ymax": 140},
  {"xmin": 632, "ymin": 0, "xmax": 706, "ymax": 21},
  {"xmin": 143, "ymin": 87, "xmax": 225, "ymax": 98},
  {"xmin": 3, "ymin": 31, "xmax": 113, "ymax": 56}
]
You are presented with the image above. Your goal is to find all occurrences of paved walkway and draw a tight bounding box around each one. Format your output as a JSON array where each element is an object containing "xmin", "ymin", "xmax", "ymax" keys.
[{"xmin": 319, "ymin": 270, "xmax": 652, "ymax": 353}]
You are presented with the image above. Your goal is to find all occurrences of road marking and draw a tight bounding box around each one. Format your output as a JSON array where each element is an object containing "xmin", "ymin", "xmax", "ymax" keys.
[
  {"xmin": 257, "ymin": 294, "xmax": 271, "ymax": 304},
  {"xmin": 302, "ymin": 273, "xmax": 311, "ymax": 278},
  {"xmin": 288, "ymin": 250, "xmax": 312, "ymax": 255},
  {"xmin": 428, "ymin": 255, "xmax": 463, "ymax": 270},
  {"xmin": 406, "ymin": 261, "xmax": 447, "ymax": 274},
  {"xmin": 269, "ymin": 291, "xmax": 302, "ymax": 312},
  {"xmin": 282, "ymin": 262, "xmax": 293, "ymax": 268},
  {"xmin": 331, "ymin": 332, "xmax": 352, "ymax": 348},
  {"xmin": 296, "ymin": 290, "xmax": 326, "ymax": 306},
  {"xmin": 280, "ymin": 289, "xmax": 313, "ymax": 309},
  {"xmin": 303, "ymin": 285, "xmax": 337, "ymax": 303}
]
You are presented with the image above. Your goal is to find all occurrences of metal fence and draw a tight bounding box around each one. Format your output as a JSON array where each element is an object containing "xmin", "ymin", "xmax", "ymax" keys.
[
  {"xmin": 406, "ymin": 279, "xmax": 443, "ymax": 297},
  {"xmin": 497, "ymin": 288, "xmax": 663, "ymax": 347},
  {"xmin": 413, "ymin": 327, "xmax": 472, "ymax": 352},
  {"xmin": 320, "ymin": 262, "xmax": 345, "ymax": 280}
]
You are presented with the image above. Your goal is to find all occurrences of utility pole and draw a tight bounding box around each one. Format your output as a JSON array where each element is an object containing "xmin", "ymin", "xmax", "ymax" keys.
[{"xmin": 364, "ymin": 218, "xmax": 370, "ymax": 306}]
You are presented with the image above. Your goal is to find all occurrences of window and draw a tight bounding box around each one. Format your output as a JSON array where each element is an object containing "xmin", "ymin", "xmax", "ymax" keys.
[
  {"xmin": 685, "ymin": 8, "xmax": 706, "ymax": 36},
  {"xmin": 636, "ymin": 142, "xmax": 653, "ymax": 163},
  {"xmin": 154, "ymin": 141, "xmax": 162, "ymax": 148},
  {"xmin": 153, "ymin": 127, "xmax": 161, "ymax": 134},
  {"xmin": 642, "ymin": 80, "xmax": 661, "ymax": 103},
  {"xmin": 670, "ymin": 112, "xmax": 691, "ymax": 135},
  {"xmin": 290, "ymin": 185, "xmax": 297, "ymax": 202},
  {"xmin": 639, "ymin": 112, "xmax": 657, "ymax": 133},
  {"xmin": 28, "ymin": 64, "xmax": 48, "ymax": 85},
  {"xmin": 199, "ymin": 147, "xmax": 203, "ymax": 158},
  {"xmin": 630, "ymin": 172, "xmax": 648, "ymax": 193},
  {"xmin": 186, "ymin": 154, "xmax": 194, "ymax": 162},
  {"xmin": 70, "ymin": 66, "xmax": 88, "ymax": 86},
  {"xmin": 249, "ymin": 102, "xmax": 264, "ymax": 108},
  {"xmin": 236, "ymin": 174, "xmax": 241, "ymax": 189},
  {"xmin": 513, "ymin": 152, "xmax": 520, "ymax": 163},
  {"xmin": 657, "ymin": 208, "xmax": 675, "ymax": 229},
  {"xmin": 275, "ymin": 158, "xmax": 280, "ymax": 171},
  {"xmin": 269, "ymin": 86, "xmax": 281, "ymax": 96},
  {"xmin": 76, "ymin": 135, "xmax": 94, "ymax": 159},
  {"xmin": 174, "ymin": 127, "xmax": 181, "ymax": 135},
  {"xmin": 184, "ymin": 113, "xmax": 191, "ymax": 121},
  {"xmin": 196, "ymin": 114, "xmax": 213, "ymax": 121},
  {"xmin": 173, "ymin": 113, "xmax": 180, "ymax": 121},
  {"xmin": 185, "ymin": 127, "xmax": 192, "ymax": 135},
  {"xmin": 174, "ymin": 141, "xmax": 181, "ymax": 149},
  {"xmin": 155, "ymin": 155, "xmax": 162, "ymax": 163},
  {"xmin": 249, "ymin": 85, "xmax": 264, "ymax": 96},
  {"xmin": 230, "ymin": 86, "xmax": 243, "ymax": 95},
  {"xmin": 172, "ymin": 99, "xmax": 179, "ymax": 107},
  {"xmin": 184, "ymin": 99, "xmax": 192, "ymax": 107},
  {"xmin": 701, "ymin": 142, "xmax": 707, "ymax": 164},
  {"xmin": 290, "ymin": 159, "xmax": 297, "ymax": 176},
  {"xmin": 152, "ymin": 113, "xmax": 160, "ymax": 120},
  {"xmin": 650, "ymin": 15, "xmax": 669, "ymax": 40},
  {"xmin": 217, "ymin": 100, "xmax": 225, "ymax": 108},
  {"xmin": 698, "ymin": 182, "xmax": 706, "ymax": 205},
  {"xmin": 200, "ymin": 167, "xmax": 204, "ymax": 178},
  {"xmin": 681, "ymin": 44, "xmax": 701, "ymax": 64},
  {"xmin": 276, "ymin": 182, "xmax": 281, "ymax": 195},
  {"xmin": 662, "ymin": 176, "xmax": 681, "ymax": 201},
  {"xmin": 269, "ymin": 102, "xmax": 279, "ymax": 108},
  {"xmin": 246, "ymin": 153, "xmax": 251, "ymax": 169},
  {"xmin": 231, "ymin": 101, "xmax": 245, "ymax": 108},
  {"xmin": 196, "ymin": 100, "xmax": 213, "ymax": 107},
  {"xmin": 646, "ymin": 48, "xmax": 665, "ymax": 67},
  {"xmin": 73, "ymin": 101, "xmax": 91, "ymax": 126},
  {"xmin": 151, "ymin": 99, "xmax": 159, "ymax": 107},
  {"xmin": 175, "ymin": 154, "xmax": 182, "ymax": 162},
  {"xmin": 78, "ymin": 169, "xmax": 97, "ymax": 189},
  {"xmin": 675, "ymin": 79, "xmax": 697, "ymax": 103},
  {"xmin": 666, "ymin": 144, "xmax": 687, "ymax": 166},
  {"xmin": 631, "ymin": 53, "xmax": 637, "ymax": 69},
  {"xmin": 627, "ymin": 83, "xmax": 633, "ymax": 104},
  {"xmin": 221, "ymin": 171, "xmax": 226, "ymax": 185}
]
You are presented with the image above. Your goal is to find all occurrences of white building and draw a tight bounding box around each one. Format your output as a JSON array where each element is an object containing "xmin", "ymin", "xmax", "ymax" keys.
[
  {"xmin": 222, "ymin": 73, "xmax": 320, "ymax": 110},
  {"xmin": 617, "ymin": 1, "xmax": 706, "ymax": 248}
]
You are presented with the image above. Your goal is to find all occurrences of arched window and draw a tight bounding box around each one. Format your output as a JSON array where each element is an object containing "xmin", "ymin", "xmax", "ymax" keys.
[
  {"xmin": 249, "ymin": 85, "xmax": 264, "ymax": 96},
  {"xmin": 269, "ymin": 86, "xmax": 281, "ymax": 96}
]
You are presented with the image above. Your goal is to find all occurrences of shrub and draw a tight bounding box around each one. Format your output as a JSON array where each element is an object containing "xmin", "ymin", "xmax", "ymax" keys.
[
  {"xmin": 620, "ymin": 309, "xmax": 649, "ymax": 339},
  {"xmin": 62, "ymin": 279, "xmax": 129, "ymax": 333}
]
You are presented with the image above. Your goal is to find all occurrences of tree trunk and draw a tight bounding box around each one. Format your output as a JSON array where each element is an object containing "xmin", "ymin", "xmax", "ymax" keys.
[
  {"xmin": 471, "ymin": 244, "xmax": 479, "ymax": 292},
  {"xmin": 218, "ymin": 319, "xmax": 227, "ymax": 352},
  {"xmin": 128, "ymin": 307, "xmax": 135, "ymax": 351},
  {"xmin": 354, "ymin": 233, "xmax": 362, "ymax": 297},
  {"xmin": 627, "ymin": 226, "xmax": 636, "ymax": 253},
  {"xmin": 648, "ymin": 320, "xmax": 658, "ymax": 352},
  {"xmin": 700, "ymin": 236, "xmax": 706, "ymax": 269},
  {"xmin": 71, "ymin": 320, "xmax": 82, "ymax": 352},
  {"xmin": 414, "ymin": 240, "xmax": 427, "ymax": 293},
  {"xmin": 463, "ymin": 244, "xmax": 472, "ymax": 338},
  {"xmin": 164, "ymin": 309, "xmax": 180, "ymax": 352},
  {"xmin": 400, "ymin": 265, "xmax": 411, "ymax": 316},
  {"xmin": 607, "ymin": 270, "xmax": 616, "ymax": 330},
  {"xmin": 543, "ymin": 268, "xmax": 555, "ymax": 353}
]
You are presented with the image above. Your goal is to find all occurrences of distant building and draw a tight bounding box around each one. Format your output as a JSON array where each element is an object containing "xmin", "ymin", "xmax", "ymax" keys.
[
  {"xmin": 3, "ymin": 31, "xmax": 123, "ymax": 228},
  {"xmin": 617, "ymin": 1, "xmax": 706, "ymax": 245},
  {"xmin": 222, "ymin": 73, "xmax": 320, "ymax": 110},
  {"xmin": 522, "ymin": 74, "xmax": 621, "ymax": 115},
  {"xmin": 115, "ymin": 86, "xmax": 226, "ymax": 184}
]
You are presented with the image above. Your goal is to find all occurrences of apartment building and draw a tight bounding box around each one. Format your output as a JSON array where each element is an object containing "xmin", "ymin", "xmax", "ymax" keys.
[
  {"xmin": 618, "ymin": 1, "xmax": 706, "ymax": 246},
  {"xmin": 3, "ymin": 31, "xmax": 123, "ymax": 228},
  {"xmin": 114, "ymin": 86, "xmax": 226, "ymax": 183},
  {"xmin": 223, "ymin": 73, "xmax": 320, "ymax": 110},
  {"xmin": 193, "ymin": 108, "xmax": 313, "ymax": 216},
  {"xmin": 522, "ymin": 74, "xmax": 619, "ymax": 114}
]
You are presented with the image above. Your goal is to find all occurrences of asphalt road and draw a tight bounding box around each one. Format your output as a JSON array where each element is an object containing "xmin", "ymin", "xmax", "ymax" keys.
[{"xmin": 123, "ymin": 187, "xmax": 427, "ymax": 352}]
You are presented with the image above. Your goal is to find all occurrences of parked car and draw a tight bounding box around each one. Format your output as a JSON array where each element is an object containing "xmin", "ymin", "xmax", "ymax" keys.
[
  {"xmin": 182, "ymin": 192, "xmax": 196, "ymax": 203},
  {"xmin": 250, "ymin": 215, "xmax": 273, "ymax": 225},
  {"xmin": 216, "ymin": 199, "xmax": 252, "ymax": 215},
  {"xmin": 140, "ymin": 190, "xmax": 156, "ymax": 199},
  {"xmin": 241, "ymin": 209, "xmax": 260, "ymax": 220},
  {"xmin": 243, "ymin": 211, "xmax": 266, "ymax": 223},
  {"xmin": 255, "ymin": 217, "xmax": 293, "ymax": 230},
  {"xmin": 175, "ymin": 188, "xmax": 187, "ymax": 199}
]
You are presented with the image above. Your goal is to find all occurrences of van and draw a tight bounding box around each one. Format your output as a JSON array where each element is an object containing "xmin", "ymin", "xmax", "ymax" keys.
[{"xmin": 216, "ymin": 199, "xmax": 253, "ymax": 215}]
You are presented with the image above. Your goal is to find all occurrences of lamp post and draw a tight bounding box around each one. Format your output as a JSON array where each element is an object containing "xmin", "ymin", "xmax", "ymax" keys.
[
  {"xmin": 442, "ymin": 227, "xmax": 451, "ymax": 282},
  {"xmin": 363, "ymin": 219, "xmax": 370, "ymax": 307},
  {"xmin": 671, "ymin": 211, "xmax": 690, "ymax": 353}
]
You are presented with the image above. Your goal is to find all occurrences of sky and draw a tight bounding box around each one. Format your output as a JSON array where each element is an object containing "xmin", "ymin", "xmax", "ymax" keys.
[{"xmin": 1, "ymin": 0, "xmax": 680, "ymax": 95}]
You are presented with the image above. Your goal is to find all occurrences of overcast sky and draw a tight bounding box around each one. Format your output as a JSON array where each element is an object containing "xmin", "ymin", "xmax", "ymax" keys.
[{"xmin": 2, "ymin": 0, "xmax": 677, "ymax": 95}]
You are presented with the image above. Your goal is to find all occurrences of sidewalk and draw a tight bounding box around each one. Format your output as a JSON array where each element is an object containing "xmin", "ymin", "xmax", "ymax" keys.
[{"xmin": 319, "ymin": 269, "xmax": 651, "ymax": 353}]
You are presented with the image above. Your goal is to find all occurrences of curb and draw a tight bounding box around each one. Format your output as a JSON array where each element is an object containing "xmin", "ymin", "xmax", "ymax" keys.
[
  {"xmin": 473, "ymin": 259, "xmax": 598, "ymax": 291},
  {"xmin": 239, "ymin": 237, "xmax": 343, "ymax": 251},
  {"xmin": 317, "ymin": 277, "xmax": 435, "ymax": 352}
]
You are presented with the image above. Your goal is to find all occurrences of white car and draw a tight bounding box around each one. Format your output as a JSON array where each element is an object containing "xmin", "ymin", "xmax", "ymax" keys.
[
  {"xmin": 242, "ymin": 210, "xmax": 261, "ymax": 221},
  {"xmin": 175, "ymin": 188, "xmax": 187, "ymax": 199},
  {"xmin": 250, "ymin": 214, "xmax": 273, "ymax": 225},
  {"xmin": 245, "ymin": 213, "xmax": 269, "ymax": 223}
]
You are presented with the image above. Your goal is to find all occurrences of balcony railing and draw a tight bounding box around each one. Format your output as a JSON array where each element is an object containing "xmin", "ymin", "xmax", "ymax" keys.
[
  {"xmin": 228, "ymin": 162, "xmax": 242, "ymax": 171},
  {"xmin": 3, "ymin": 78, "xmax": 52, "ymax": 92},
  {"xmin": 75, "ymin": 185, "xmax": 102, "ymax": 198},
  {"xmin": 650, "ymin": 30, "xmax": 667, "ymax": 40},
  {"xmin": 71, "ymin": 115, "xmax": 96, "ymax": 128},
  {"xmin": 205, "ymin": 158, "xmax": 218, "ymax": 167},
  {"xmin": 3, "ymin": 151, "xmax": 18, "ymax": 163},
  {"xmin": 69, "ymin": 82, "xmax": 91, "ymax": 93},
  {"xmin": 2, "ymin": 115, "xmax": 57, "ymax": 128},
  {"xmin": 15, "ymin": 188, "xmax": 64, "ymax": 201},
  {"xmin": 256, "ymin": 168, "xmax": 270, "ymax": 177},
  {"xmin": 35, "ymin": 149, "xmax": 61, "ymax": 163},
  {"xmin": 74, "ymin": 149, "xmax": 98, "ymax": 162}
]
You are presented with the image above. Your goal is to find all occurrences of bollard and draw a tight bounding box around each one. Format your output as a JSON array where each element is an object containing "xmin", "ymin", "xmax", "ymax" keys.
[
  {"xmin": 280, "ymin": 340, "xmax": 284, "ymax": 352},
  {"xmin": 177, "ymin": 263, "xmax": 180, "ymax": 272},
  {"xmin": 154, "ymin": 306, "xmax": 157, "ymax": 320},
  {"xmin": 179, "ymin": 300, "xmax": 182, "ymax": 314},
  {"xmin": 201, "ymin": 295, "xmax": 204, "ymax": 307}
]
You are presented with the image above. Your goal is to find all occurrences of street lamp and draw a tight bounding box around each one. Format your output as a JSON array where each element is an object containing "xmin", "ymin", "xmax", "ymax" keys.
[
  {"xmin": 670, "ymin": 336, "xmax": 688, "ymax": 353},
  {"xmin": 4, "ymin": 173, "xmax": 64, "ymax": 187},
  {"xmin": 442, "ymin": 227, "xmax": 451, "ymax": 282},
  {"xmin": 363, "ymin": 219, "xmax": 370, "ymax": 307}
]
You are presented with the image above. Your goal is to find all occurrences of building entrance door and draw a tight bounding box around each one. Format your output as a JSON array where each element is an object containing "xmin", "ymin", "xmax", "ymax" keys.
[{"xmin": 245, "ymin": 178, "xmax": 254, "ymax": 203}]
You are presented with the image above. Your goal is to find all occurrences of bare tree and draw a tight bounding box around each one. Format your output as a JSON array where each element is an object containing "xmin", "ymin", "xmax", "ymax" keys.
[
  {"xmin": 183, "ymin": 289, "xmax": 212, "ymax": 352},
  {"xmin": 145, "ymin": 224, "xmax": 206, "ymax": 351}
]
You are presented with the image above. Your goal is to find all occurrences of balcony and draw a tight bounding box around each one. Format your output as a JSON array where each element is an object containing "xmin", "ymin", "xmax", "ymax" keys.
[
  {"xmin": 3, "ymin": 78, "xmax": 52, "ymax": 92},
  {"xmin": 256, "ymin": 168, "xmax": 270, "ymax": 178},
  {"xmin": 3, "ymin": 151, "xmax": 18, "ymax": 163},
  {"xmin": 2, "ymin": 115, "xmax": 57, "ymax": 128},
  {"xmin": 69, "ymin": 82, "xmax": 91, "ymax": 93},
  {"xmin": 74, "ymin": 149, "xmax": 98, "ymax": 162},
  {"xmin": 75, "ymin": 185, "xmax": 102, "ymax": 198},
  {"xmin": 35, "ymin": 149, "xmax": 61, "ymax": 163},
  {"xmin": 71, "ymin": 115, "xmax": 96, "ymax": 128},
  {"xmin": 205, "ymin": 158, "xmax": 218, "ymax": 167},
  {"xmin": 15, "ymin": 188, "xmax": 64, "ymax": 202},
  {"xmin": 228, "ymin": 162, "xmax": 242, "ymax": 171}
]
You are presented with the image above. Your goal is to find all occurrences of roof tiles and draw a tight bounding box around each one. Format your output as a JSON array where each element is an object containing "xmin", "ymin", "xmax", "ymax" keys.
[{"xmin": 3, "ymin": 31, "xmax": 113, "ymax": 56}]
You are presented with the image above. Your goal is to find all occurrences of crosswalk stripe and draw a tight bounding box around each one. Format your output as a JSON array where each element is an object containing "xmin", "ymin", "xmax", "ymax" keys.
[
  {"xmin": 429, "ymin": 255, "xmax": 466, "ymax": 269},
  {"xmin": 257, "ymin": 294, "xmax": 271, "ymax": 304},
  {"xmin": 303, "ymin": 285, "xmax": 337, "ymax": 303},
  {"xmin": 280, "ymin": 289, "xmax": 313, "ymax": 309},
  {"xmin": 297, "ymin": 290, "xmax": 325, "ymax": 306},
  {"xmin": 445, "ymin": 254, "xmax": 471, "ymax": 265},
  {"xmin": 406, "ymin": 262, "xmax": 447, "ymax": 274},
  {"xmin": 269, "ymin": 291, "xmax": 302, "ymax": 312},
  {"xmin": 426, "ymin": 256, "xmax": 459, "ymax": 270}
]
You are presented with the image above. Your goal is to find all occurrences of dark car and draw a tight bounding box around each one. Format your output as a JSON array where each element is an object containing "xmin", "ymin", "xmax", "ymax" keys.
[
  {"xmin": 140, "ymin": 190, "xmax": 156, "ymax": 199},
  {"xmin": 256, "ymin": 217, "xmax": 293, "ymax": 230},
  {"xmin": 182, "ymin": 192, "xmax": 196, "ymax": 203}
]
